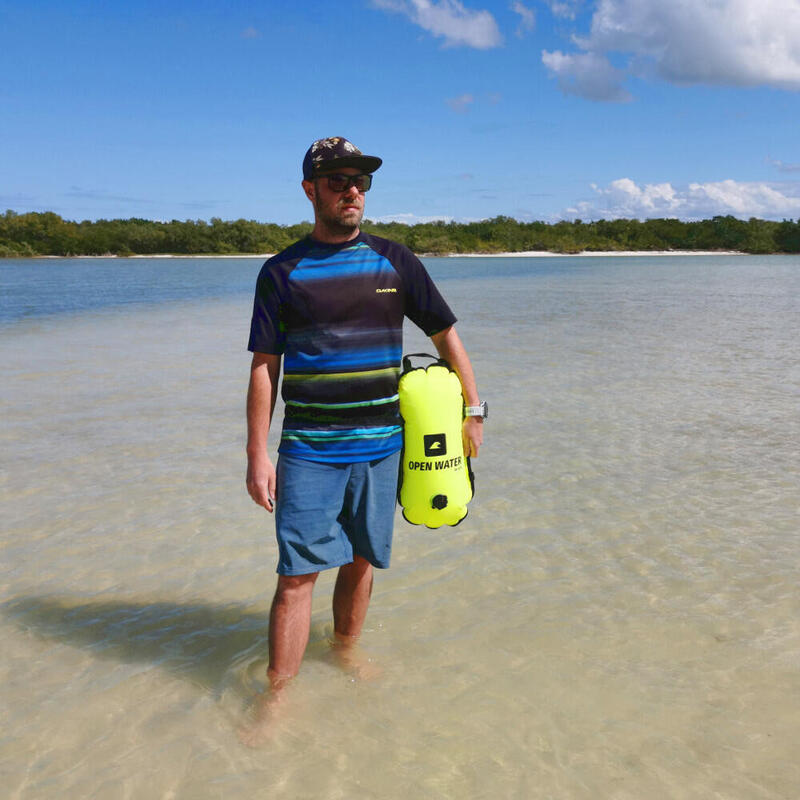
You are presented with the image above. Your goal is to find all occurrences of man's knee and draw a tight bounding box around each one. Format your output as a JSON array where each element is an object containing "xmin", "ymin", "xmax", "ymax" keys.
[
  {"xmin": 274, "ymin": 572, "xmax": 319, "ymax": 603},
  {"xmin": 340, "ymin": 554, "xmax": 372, "ymax": 577}
]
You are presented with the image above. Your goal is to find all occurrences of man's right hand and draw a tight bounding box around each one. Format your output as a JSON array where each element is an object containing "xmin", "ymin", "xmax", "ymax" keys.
[{"xmin": 246, "ymin": 453, "xmax": 277, "ymax": 512}]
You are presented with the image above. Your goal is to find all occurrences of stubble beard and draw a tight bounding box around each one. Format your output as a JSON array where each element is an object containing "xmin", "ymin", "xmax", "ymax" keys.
[{"xmin": 314, "ymin": 193, "xmax": 364, "ymax": 238}]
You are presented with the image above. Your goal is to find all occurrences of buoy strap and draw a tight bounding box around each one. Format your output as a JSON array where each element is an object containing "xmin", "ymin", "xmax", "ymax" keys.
[{"xmin": 401, "ymin": 352, "xmax": 452, "ymax": 374}]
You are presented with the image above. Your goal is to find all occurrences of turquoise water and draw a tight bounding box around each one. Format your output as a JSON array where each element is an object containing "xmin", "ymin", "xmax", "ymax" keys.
[
  {"xmin": 0, "ymin": 256, "xmax": 261, "ymax": 324},
  {"xmin": 0, "ymin": 253, "xmax": 610, "ymax": 324},
  {"xmin": 2, "ymin": 254, "xmax": 799, "ymax": 798}
]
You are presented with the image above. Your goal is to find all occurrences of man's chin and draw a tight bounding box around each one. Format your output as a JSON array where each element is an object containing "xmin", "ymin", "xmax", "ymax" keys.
[
  {"xmin": 321, "ymin": 216, "xmax": 361, "ymax": 238},
  {"xmin": 336, "ymin": 212, "xmax": 363, "ymax": 230},
  {"xmin": 340, "ymin": 209, "xmax": 362, "ymax": 223}
]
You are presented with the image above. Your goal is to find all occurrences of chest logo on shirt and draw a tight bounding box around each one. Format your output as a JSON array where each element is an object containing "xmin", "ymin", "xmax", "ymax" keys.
[{"xmin": 376, "ymin": 288, "xmax": 398, "ymax": 293}]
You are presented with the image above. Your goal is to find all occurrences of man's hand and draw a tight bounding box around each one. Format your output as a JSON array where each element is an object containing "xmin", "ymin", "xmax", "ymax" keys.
[
  {"xmin": 246, "ymin": 452, "xmax": 277, "ymax": 512},
  {"xmin": 431, "ymin": 326, "xmax": 483, "ymax": 460},
  {"xmin": 462, "ymin": 416, "xmax": 483, "ymax": 458}
]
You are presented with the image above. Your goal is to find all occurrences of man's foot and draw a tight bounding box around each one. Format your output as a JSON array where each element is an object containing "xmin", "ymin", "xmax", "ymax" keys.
[
  {"xmin": 329, "ymin": 632, "xmax": 383, "ymax": 681},
  {"xmin": 237, "ymin": 672, "xmax": 292, "ymax": 747}
]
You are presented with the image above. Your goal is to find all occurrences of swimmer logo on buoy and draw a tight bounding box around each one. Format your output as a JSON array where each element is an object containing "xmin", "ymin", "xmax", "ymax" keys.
[{"xmin": 398, "ymin": 354, "xmax": 475, "ymax": 528}]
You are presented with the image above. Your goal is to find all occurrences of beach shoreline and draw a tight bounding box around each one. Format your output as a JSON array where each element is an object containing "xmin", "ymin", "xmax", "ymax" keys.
[
  {"xmin": 21, "ymin": 249, "xmax": 748, "ymax": 260},
  {"xmin": 449, "ymin": 249, "xmax": 745, "ymax": 258}
]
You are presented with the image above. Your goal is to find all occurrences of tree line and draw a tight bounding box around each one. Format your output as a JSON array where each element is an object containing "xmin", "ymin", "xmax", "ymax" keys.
[{"xmin": 2, "ymin": 210, "xmax": 800, "ymax": 257}]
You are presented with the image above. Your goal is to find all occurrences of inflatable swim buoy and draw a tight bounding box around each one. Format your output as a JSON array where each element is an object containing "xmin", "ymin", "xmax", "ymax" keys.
[{"xmin": 398, "ymin": 354, "xmax": 474, "ymax": 528}]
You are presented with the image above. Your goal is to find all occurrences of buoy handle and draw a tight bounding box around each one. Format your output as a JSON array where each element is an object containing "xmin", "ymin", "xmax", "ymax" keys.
[{"xmin": 402, "ymin": 353, "xmax": 450, "ymax": 373}]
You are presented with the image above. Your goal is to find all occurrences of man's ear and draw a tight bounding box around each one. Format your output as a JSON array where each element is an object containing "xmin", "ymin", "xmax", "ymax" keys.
[{"xmin": 302, "ymin": 179, "xmax": 315, "ymax": 203}]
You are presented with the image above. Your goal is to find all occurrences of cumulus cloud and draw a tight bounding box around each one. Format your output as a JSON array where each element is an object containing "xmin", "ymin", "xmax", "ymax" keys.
[
  {"xmin": 544, "ymin": 0, "xmax": 800, "ymax": 101},
  {"xmin": 511, "ymin": 1, "xmax": 535, "ymax": 37},
  {"xmin": 371, "ymin": 0, "xmax": 502, "ymax": 49},
  {"xmin": 541, "ymin": 50, "xmax": 631, "ymax": 102},
  {"xmin": 563, "ymin": 177, "xmax": 800, "ymax": 221}
]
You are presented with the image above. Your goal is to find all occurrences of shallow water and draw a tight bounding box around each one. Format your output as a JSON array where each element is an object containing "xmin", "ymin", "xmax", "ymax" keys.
[{"xmin": 2, "ymin": 255, "xmax": 799, "ymax": 798}]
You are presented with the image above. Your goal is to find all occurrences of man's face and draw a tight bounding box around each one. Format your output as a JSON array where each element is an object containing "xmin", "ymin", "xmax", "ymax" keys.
[{"xmin": 304, "ymin": 167, "xmax": 366, "ymax": 237}]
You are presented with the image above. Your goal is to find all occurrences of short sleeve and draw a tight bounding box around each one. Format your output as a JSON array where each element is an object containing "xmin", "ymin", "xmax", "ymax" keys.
[
  {"xmin": 362, "ymin": 234, "xmax": 457, "ymax": 336},
  {"xmin": 247, "ymin": 264, "xmax": 286, "ymax": 354},
  {"xmin": 399, "ymin": 253, "xmax": 457, "ymax": 336}
]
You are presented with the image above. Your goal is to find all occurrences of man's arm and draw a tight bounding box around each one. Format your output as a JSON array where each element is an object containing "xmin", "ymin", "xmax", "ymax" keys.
[
  {"xmin": 430, "ymin": 325, "xmax": 483, "ymax": 458},
  {"xmin": 246, "ymin": 352, "xmax": 282, "ymax": 512}
]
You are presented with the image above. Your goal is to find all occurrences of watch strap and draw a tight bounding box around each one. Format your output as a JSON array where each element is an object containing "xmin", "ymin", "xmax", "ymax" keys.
[{"xmin": 464, "ymin": 402, "xmax": 487, "ymax": 419}]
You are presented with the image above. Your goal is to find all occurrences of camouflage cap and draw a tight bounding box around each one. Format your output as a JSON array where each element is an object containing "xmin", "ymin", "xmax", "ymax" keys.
[{"xmin": 302, "ymin": 137, "xmax": 382, "ymax": 180}]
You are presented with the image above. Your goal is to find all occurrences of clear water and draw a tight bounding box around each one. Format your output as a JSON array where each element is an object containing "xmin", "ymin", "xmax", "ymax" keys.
[
  {"xmin": 2, "ymin": 255, "xmax": 799, "ymax": 798},
  {"xmin": 0, "ymin": 256, "xmax": 261, "ymax": 324}
]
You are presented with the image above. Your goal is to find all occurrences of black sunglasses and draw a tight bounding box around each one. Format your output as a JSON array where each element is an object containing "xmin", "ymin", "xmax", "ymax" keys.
[{"xmin": 321, "ymin": 173, "xmax": 373, "ymax": 193}]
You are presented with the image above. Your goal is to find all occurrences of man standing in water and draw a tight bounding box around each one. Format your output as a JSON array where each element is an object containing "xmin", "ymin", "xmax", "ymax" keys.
[{"xmin": 245, "ymin": 137, "xmax": 484, "ymax": 696}]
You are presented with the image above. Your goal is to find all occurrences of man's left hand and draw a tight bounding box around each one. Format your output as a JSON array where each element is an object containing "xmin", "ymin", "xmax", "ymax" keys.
[{"xmin": 462, "ymin": 416, "xmax": 483, "ymax": 458}]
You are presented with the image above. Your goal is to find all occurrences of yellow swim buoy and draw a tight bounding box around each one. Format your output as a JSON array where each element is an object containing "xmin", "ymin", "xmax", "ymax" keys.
[{"xmin": 398, "ymin": 354, "xmax": 474, "ymax": 528}]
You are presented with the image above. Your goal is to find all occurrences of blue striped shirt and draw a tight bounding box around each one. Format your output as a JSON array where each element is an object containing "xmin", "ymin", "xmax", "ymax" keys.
[{"xmin": 248, "ymin": 233, "xmax": 456, "ymax": 463}]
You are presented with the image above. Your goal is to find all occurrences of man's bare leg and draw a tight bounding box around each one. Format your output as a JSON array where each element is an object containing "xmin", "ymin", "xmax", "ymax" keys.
[
  {"xmin": 239, "ymin": 572, "xmax": 318, "ymax": 746},
  {"xmin": 269, "ymin": 571, "xmax": 319, "ymax": 682},
  {"xmin": 333, "ymin": 555, "xmax": 373, "ymax": 638},
  {"xmin": 331, "ymin": 556, "xmax": 381, "ymax": 678}
]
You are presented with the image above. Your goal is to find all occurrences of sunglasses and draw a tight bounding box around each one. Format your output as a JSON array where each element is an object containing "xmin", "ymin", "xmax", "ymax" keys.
[{"xmin": 321, "ymin": 173, "xmax": 373, "ymax": 193}]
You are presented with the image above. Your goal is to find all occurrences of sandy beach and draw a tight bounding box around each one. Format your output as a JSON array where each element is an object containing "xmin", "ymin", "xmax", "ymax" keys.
[
  {"xmin": 452, "ymin": 249, "xmax": 745, "ymax": 257},
  {"xmin": 27, "ymin": 249, "xmax": 747, "ymax": 259}
]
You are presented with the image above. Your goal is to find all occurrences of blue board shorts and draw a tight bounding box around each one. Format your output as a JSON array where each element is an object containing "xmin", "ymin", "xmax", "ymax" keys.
[{"xmin": 274, "ymin": 451, "xmax": 401, "ymax": 576}]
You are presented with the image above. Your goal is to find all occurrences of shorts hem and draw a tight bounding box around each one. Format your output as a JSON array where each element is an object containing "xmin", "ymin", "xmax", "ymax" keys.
[{"xmin": 276, "ymin": 555, "xmax": 390, "ymax": 576}]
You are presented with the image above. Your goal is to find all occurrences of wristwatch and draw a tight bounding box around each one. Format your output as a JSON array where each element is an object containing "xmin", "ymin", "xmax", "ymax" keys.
[{"xmin": 464, "ymin": 401, "xmax": 488, "ymax": 419}]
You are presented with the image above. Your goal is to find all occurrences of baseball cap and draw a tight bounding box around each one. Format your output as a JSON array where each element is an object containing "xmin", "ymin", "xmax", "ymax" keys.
[{"xmin": 302, "ymin": 137, "xmax": 382, "ymax": 180}]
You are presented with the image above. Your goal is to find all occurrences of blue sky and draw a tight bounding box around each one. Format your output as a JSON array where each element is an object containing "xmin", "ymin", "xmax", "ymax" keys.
[{"xmin": 2, "ymin": 0, "xmax": 799, "ymax": 224}]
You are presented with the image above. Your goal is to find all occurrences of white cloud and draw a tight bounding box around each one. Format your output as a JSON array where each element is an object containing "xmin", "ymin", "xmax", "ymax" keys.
[
  {"xmin": 511, "ymin": 1, "xmax": 535, "ymax": 36},
  {"xmin": 546, "ymin": 0, "xmax": 580, "ymax": 19},
  {"xmin": 371, "ymin": 0, "xmax": 502, "ymax": 49},
  {"xmin": 563, "ymin": 178, "xmax": 800, "ymax": 220},
  {"xmin": 541, "ymin": 50, "xmax": 631, "ymax": 102},
  {"xmin": 544, "ymin": 0, "xmax": 800, "ymax": 101},
  {"xmin": 241, "ymin": 26, "xmax": 261, "ymax": 39},
  {"xmin": 446, "ymin": 93, "xmax": 475, "ymax": 112}
]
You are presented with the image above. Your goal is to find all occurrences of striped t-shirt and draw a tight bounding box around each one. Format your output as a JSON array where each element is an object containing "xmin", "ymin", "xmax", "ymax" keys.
[{"xmin": 248, "ymin": 232, "xmax": 457, "ymax": 463}]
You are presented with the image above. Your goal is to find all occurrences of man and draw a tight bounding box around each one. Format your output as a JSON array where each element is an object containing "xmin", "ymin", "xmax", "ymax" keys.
[{"xmin": 246, "ymin": 136, "xmax": 484, "ymax": 692}]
